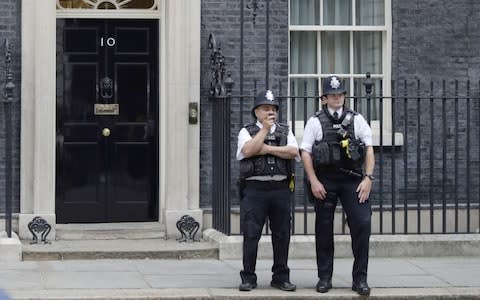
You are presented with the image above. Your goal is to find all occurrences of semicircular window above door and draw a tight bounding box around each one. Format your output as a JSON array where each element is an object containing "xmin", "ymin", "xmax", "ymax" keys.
[{"xmin": 57, "ymin": 0, "xmax": 159, "ymax": 10}]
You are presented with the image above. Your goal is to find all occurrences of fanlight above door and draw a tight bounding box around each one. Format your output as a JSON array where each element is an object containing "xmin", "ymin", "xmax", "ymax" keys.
[{"xmin": 57, "ymin": 0, "xmax": 158, "ymax": 10}]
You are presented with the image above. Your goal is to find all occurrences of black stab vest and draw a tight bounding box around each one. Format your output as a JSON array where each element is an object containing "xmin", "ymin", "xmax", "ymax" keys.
[
  {"xmin": 239, "ymin": 123, "xmax": 291, "ymax": 179},
  {"xmin": 317, "ymin": 105, "xmax": 356, "ymax": 144},
  {"xmin": 312, "ymin": 105, "xmax": 364, "ymax": 173}
]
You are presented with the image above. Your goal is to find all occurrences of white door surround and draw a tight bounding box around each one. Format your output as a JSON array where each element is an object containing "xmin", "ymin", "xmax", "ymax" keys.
[{"xmin": 19, "ymin": 0, "xmax": 201, "ymax": 239}]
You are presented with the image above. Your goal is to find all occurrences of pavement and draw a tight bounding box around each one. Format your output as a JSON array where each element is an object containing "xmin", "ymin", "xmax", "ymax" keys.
[
  {"xmin": 1, "ymin": 224, "xmax": 479, "ymax": 299},
  {"xmin": 1, "ymin": 256, "xmax": 480, "ymax": 299}
]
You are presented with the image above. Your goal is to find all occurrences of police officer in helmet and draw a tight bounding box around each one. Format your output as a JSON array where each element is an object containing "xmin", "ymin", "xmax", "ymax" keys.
[
  {"xmin": 236, "ymin": 90, "xmax": 300, "ymax": 292},
  {"xmin": 301, "ymin": 76, "xmax": 375, "ymax": 295}
]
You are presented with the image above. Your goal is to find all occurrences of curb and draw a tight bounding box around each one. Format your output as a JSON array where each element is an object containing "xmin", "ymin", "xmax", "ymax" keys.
[{"xmin": 7, "ymin": 287, "xmax": 480, "ymax": 300}]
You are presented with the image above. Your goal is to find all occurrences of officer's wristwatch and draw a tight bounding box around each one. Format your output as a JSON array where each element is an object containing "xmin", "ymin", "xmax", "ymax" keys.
[{"xmin": 364, "ymin": 174, "xmax": 375, "ymax": 181}]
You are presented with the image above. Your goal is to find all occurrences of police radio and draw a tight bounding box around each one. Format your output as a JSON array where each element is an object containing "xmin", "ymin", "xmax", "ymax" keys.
[
  {"xmin": 336, "ymin": 112, "xmax": 365, "ymax": 167},
  {"xmin": 336, "ymin": 112, "xmax": 354, "ymax": 140}
]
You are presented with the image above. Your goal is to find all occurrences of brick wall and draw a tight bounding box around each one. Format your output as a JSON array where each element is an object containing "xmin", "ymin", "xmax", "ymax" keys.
[
  {"xmin": 200, "ymin": 0, "xmax": 480, "ymax": 209},
  {"xmin": 392, "ymin": 0, "xmax": 480, "ymax": 82},
  {"xmin": 1, "ymin": 0, "xmax": 478, "ymax": 212},
  {"xmin": 0, "ymin": 0, "xmax": 21, "ymax": 214},
  {"xmin": 200, "ymin": 0, "xmax": 289, "ymax": 206},
  {"xmin": 391, "ymin": 0, "xmax": 480, "ymax": 209}
]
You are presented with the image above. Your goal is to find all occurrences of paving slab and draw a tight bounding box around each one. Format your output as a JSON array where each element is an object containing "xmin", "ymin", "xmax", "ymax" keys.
[
  {"xmin": 6, "ymin": 287, "xmax": 480, "ymax": 300},
  {"xmin": 0, "ymin": 257, "xmax": 479, "ymax": 299}
]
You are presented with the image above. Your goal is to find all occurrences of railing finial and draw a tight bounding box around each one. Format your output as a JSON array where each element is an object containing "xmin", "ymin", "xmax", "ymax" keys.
[
  {"xmin": 4, "ymin": 39, "xmax": 15, "ymax": 103},
  {"xmin": 363, "ymin": 72, "xmax": 373, "ymax": 96},
  {"xmin": 208, "ymin": 33, "xmax": 234, "ymax": 97}
]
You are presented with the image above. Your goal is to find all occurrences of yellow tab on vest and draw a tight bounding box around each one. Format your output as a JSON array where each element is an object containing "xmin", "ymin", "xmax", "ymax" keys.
[{"xmin": 289, "ymin": 173, "xmax": 295, "ymax": 192}]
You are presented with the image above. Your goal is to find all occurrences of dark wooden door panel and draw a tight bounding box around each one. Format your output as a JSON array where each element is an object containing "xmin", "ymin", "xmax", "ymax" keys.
[
  {"xmin": 116, "ymin": 63, "xmax": 150, "ymax": 122},
  {"xmin": 56, "ymin": 19, "xmax": 158, "ymax": 223},
  {"xmin": 109, "ymin": 143, "xmax": 152, "ymax": 221},
  {"xmin": 61, "ymin": 63, "xmax": 98, "ymax": 122}
]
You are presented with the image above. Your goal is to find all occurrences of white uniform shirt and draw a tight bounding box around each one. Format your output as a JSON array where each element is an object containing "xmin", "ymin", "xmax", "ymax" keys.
[
  {"xmin": 237, "ymin": 121, "xmax": 300, "ymax": 161},
  {"xmin": 300, "ymin": 109, "xmax": 373, "ymax": 153}
]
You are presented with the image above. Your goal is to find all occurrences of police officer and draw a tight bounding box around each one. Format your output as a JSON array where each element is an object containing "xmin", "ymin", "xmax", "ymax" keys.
[
  {"xmin": 237, "ymin": 90, "xmax": 299, "ymax": 292},
  {"xmin": 301, "ymin": 76, "xmax": 375, "ymax": 296}
]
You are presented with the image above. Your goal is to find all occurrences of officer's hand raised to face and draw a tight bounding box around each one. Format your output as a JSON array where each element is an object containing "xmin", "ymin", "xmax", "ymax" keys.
[
  {"xmin": 262, "ymin": 113, "xmax": 276, "ymax": 130},
  {"xmin": 255, "ymin": 104, "xmax": 277, "ymax": 131}
]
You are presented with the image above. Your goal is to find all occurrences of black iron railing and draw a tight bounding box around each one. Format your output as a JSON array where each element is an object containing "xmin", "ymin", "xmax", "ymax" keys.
[
  {"xmin": 205, "ymin": 1, "xmax": 479, "ymax": 236},
  {"xmin": 2, "ymin": 39, "xmax": 14, "ymax": 238},
  {"xmin": 209, "ymin": 34, "xmax": 235, "ymax": 235},
  {"xmin": 210, "ymin": 75, "xmax": 480, "ymax": 236}
]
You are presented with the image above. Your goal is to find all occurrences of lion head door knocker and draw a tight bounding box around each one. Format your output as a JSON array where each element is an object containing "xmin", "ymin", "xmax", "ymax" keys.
[
  {"xmin": 176, "ymin": 215, "xmax": 200, "ymax": 242},
  {"xmin": 27, "ymin": 216, "xmax": 52, "ymax": 244},
  {"xmin": 100, "ymin": 76, "xmax": 113, "ymax": 98}
]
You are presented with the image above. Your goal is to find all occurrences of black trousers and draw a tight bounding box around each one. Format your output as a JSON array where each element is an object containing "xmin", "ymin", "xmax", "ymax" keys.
[
  {"xmin": 240, "ymin": 181, "xmax": 292, "ymax": 284},
  {"xmin": 314, "ymin": 175, "xmax": 371, "ymax": 283}
]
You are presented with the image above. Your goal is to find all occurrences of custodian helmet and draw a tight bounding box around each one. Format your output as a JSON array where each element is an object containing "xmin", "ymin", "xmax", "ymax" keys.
[{"xmin": 251, "ymin": 90, "xmax": 279, "ymax": 119}]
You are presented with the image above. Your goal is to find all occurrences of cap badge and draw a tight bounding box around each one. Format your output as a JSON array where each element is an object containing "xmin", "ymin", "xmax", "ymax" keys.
[
  {"xmin": 330, "ymin": 77, "xmax": 341, "ymax": 89},
  {"xmin": 265, "ymin": 90, "xmax": 274, "ymax": 101}
]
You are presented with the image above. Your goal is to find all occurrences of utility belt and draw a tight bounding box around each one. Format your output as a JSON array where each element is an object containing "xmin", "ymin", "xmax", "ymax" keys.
[
  {"xmin": 245, "ymin": 179, "xmax": 289, "ymax": 190},
  {"xmin": 239, "ymin": 156, "xmax": 295, "ymax": 193},
  {"xmin": 305, "ymin": 167, "xmax": 362, "ymax": 203},
  {"xmin": 314, "ymin": 166, "xmax": 363, "ymax": 180}
]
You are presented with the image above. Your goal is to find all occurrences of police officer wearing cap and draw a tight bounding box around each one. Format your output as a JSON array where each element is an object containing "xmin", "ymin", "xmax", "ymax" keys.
[
  {"xmin": 301, "ymin": 76, "xmax": 375, "ymax": 296},
  {"xmin": 236, "ymin": 90, "xmax": 299, "ymax": 292}
]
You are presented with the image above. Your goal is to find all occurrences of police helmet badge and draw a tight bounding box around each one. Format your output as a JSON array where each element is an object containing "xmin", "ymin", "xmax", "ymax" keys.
[
  {"xmin": 322, "ymin": 75, "xmax": 346, "ymax": 97},
  {"xmin": 265, "ymin": 90, "xmax": 274, "ymax": 101},
  {"xmin": 330, "ymin": 77, "xmax": 341, "ymax": 89},
  {"xmin": 252, "ymin": 89, "xmax": 279, "ymax": 119}
]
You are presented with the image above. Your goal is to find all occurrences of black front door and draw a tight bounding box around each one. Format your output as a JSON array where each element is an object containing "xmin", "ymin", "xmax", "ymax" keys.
[{"xmin": 56, "ymin": 19, "xmax": 158, "ymax": 223}]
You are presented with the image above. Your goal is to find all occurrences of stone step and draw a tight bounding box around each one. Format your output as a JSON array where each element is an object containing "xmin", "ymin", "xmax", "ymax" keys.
[
  {"xmin": 55, "ymin": 222, "xmax": 166, "ymax": 240},
  {"xmin": 23, "ymin": 223, "xmax": 216, "ymax": 261},
  {"xmin": 21, "ymin": 238, "xmax": 218, "ymax": 261}
]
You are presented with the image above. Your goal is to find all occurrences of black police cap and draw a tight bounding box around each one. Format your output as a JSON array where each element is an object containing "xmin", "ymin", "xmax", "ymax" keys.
[{"xmin": 322, "ymin": 75, "xmax": 346, "ymax": 97}]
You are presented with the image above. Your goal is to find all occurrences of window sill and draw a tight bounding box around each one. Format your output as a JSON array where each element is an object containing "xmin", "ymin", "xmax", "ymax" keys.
[
  {"xmin": 370, "ymin": 120, "xmax": 404, "ymax": 146},
  {"xmin": 291, "ymin": 120, "xmax": 404, "ymax": 147}
]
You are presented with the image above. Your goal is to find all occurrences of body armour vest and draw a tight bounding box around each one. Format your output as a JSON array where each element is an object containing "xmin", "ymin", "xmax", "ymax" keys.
[
  {"xmin": 312, "ymin": 105, "xmax": 365, "ymax": 172},
  {"xmin": 239, "ymin": 123, "xmax": 292, "ymax": 179}
]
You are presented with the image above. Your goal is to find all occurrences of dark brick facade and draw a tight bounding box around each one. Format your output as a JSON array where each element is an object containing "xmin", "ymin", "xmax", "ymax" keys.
[
  {"xmin": 0, "ymin": 0, "xmax": 21, "ymax": 214},
  {"xmin": 200, "ymin": 0, "xmax": 289, "ymax": 206},
  {"xmin": 0, "ymin": 1, "xmax": 478, "ymax": 215},
  {"xmin": 200, "ymin": 0, "xmax": 480, "ymax": 209},
  {"xmin": 392, "ymin": 0, "xmax": 480, "ymax": 82},
  {"xmin": 390, "ymin": 0, "xmax": 480, "ymax": 208}
]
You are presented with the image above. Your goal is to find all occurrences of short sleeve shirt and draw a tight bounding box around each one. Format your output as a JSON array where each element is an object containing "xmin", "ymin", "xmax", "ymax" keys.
[{"xmin": 237, "ymin": 121, "xmax": 300, "ymax": 161}]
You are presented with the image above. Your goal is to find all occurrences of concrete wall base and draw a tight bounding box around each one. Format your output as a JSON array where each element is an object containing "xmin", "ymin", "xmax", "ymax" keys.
[
  {"xmin": 203, "ymin": 228, "xmax": 480, "ymax": 259},
  {"xmin": 0, "ymin": 231, "xmax": 22, "ymax": 261}
]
